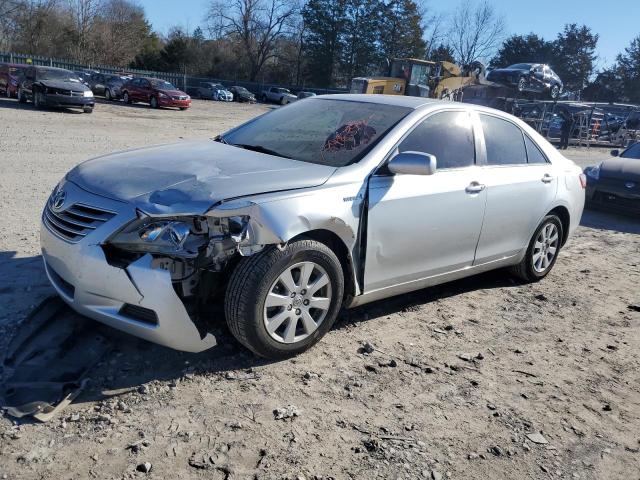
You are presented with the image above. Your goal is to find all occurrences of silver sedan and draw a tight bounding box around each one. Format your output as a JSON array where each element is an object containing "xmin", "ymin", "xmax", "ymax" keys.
[{"xmin": 40, "ymin": 95, "xmax": 586, "ymax": 358}]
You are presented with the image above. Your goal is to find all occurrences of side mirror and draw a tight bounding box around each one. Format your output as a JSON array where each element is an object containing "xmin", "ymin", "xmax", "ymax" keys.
[
  {"xmin": 610, "ymin": 149, "xmax": 619, "ymax": 157},
  {"xmin": 388, "ymin": 151, "xmax": 437, "ymax": 176}
]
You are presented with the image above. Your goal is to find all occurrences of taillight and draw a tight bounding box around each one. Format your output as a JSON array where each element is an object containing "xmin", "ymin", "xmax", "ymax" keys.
[{"xmin": 579, "ymin": 173, "xmax": 587, "ymax": 189}]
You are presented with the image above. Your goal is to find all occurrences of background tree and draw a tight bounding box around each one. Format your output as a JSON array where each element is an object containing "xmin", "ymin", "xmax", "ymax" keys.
[
  {"xmin": 206, "ymin": 0, "xmax": 297, "ymax": 81},
  {"xmin": 615, "ymin": 35, "xmax": 640, "ymax": 103},
  {"xmin": 428, "ymin": 43, "xmax": 455, "ymax": 63},
  {"xmin": 379, "ymin": 0, "xmax": 425, "ymax": 63},
  {"xmin": 552, "ymin": 23, "xmax": 598, "ymax": 92},
  {"xmin": 302, "ymin": 0, "xmax": 346, "ymax": 86},
  {"xmin": 449, "ymin": 0, "xmax": 505, "ymax": 65},
  {"xmin": 490, "ymin": 33, "xmax": 554, "ymax": 68}
]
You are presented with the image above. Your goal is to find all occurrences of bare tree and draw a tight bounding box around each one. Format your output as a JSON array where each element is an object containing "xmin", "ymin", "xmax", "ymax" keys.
[
  {"xmin": 67, "ymin": 0, "xmax": 101, "ymax": 62},
  {"xmin": 448, "ymin": 0, "xmax": 504, "ymax": 65},
  {"xmin": 206, "ymin": 0, "xmax": 297, "ymax": 81}
]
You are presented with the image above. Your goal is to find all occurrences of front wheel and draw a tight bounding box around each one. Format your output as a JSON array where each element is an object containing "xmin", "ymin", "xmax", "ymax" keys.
[
  {"xmin": 33, "ymin": 90, "xmax": 44, "ymax": 109},
  {"xmin": 511, "ymin": 215, "xmax": 563, "ymax": 282},
  {"xmin": 105, "ymin": 89, "xmax": 112, "ymax": 101},
  {"xmin": 150, "ymin": 96, "xmax": 158, "ymax": 108},
  {"xmin": 123, "ymin": 92, "xmax": 131, "ymax": 104},
  {"xmin": 18, "ymin": 87, "xmax": 27, "ymax": 103},
  {"xmin": 83, "ymin": 106, "xmax": 93, "ymax": 113},
  {"xmin": 225, "ymin": 239, "xmax": 344, "ymax": 359},
  {"xmin": 550, "ymin": 85, "xmax": 560, "ymax": 100}
]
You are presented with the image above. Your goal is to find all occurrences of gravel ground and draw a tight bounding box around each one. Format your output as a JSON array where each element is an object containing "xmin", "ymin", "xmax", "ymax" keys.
[{"xmin": 0, "ymin": 97, "xmax": 639, "ymax": 480}]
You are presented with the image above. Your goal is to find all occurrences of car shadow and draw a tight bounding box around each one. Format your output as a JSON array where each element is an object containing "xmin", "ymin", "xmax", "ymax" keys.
[
  {"xmin": 0, "ymin": 96, "xmax": 85, "ymax": 114},
  {"xmin": 1, "ymin": 203, "xmax": 638, "ymax": 419},
  {"xmin": 580, "ymin": 208, "xmax": 640, "ymax": 234}
]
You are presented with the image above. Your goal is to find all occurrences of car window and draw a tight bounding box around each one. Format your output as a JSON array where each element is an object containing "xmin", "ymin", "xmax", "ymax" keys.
[
  {"xmin": 222, "ymin": 99, "xmax": 411, "ymax": 167},
  {"xmin": 398, "ymin": 111, "xmax": 475, "ymax": 169},
  {"xmin": 480, "ymin": 114, "xmax": 527, "ymax": 166},
  {"xmin": 524, "ymin": 135, "xmax": 548, "ymax": 164},
  {"xmin": 621, "ymin": 142, "xmax": 640, "ymax": 159}
]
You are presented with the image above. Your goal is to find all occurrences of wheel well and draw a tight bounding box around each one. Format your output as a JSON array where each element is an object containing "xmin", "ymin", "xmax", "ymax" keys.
[
  {"xmin": 548, "ymin": 206, "xmax": 570, "ymax": 245},
  {"xmin": 291, "ymin": 229, "xmax": 355, "ymax": 299}
]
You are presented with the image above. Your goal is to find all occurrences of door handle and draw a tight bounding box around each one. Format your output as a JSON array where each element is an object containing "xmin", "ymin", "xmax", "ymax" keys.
[
  {"xmin": 541, "ymin": 174, "xmax": 554, "ymax": 183},
  {"xmin": 465, "ymin": 182, "xmax": 486, "ymax": 194}
]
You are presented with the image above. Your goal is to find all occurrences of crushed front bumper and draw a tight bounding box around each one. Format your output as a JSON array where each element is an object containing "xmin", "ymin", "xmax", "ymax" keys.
[
  {"xmin": 44, "ymin": 94, "xmax": 94, "ymax": 109},
  {"xmin": 40, "ymin": 181, "xmax": 216, "ymax": 352}
]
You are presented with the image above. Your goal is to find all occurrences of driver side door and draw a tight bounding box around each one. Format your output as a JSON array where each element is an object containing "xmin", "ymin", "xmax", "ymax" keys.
[{"xmin": 364, "ymin": 110, "xmax": 487, "ymax": 292}]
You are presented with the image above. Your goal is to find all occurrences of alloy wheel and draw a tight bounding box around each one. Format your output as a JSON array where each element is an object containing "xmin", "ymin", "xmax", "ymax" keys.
[
  {"xmin": 263, "ymin": 261, "xmax": 332, "ymax": 344},
  {"xmin": 532, "ymin": 223, "xmax": 559, "ymax": 273}
]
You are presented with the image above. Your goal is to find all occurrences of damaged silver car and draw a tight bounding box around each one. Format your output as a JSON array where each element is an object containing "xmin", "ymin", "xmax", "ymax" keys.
[{"xmin": 41, "ymin": 95, "xmax": 586, "ymax": 358}]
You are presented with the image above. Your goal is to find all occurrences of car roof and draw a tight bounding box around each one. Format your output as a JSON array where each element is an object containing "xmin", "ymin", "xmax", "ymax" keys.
[{"xmin": 314, "ymin": 93, "xmax": 441, "ymax": 109}]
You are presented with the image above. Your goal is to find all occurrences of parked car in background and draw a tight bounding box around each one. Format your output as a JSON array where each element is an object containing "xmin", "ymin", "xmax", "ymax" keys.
[
  {"xmin": 487, "ymin": 63, "xmax": 563, "ymax": 99},
  {"xmin": 90, "ymin": 73, "xmax": 131, "ymax": 100},
  {"xmin": 74, "ymin": 70, "xmax": 95, "ymax": 86},
  {"xmin": 19, "ymin": 66, "xmax": 94, "ymax": 113},
  {"xmin": 0, "ymin": 63, "xmax": 27, "ymax": 98},
  {"xmin": 585, "ymin": 142, "xmax": 640, "ymax": 214},
  {"xmin": 193, "ymin": 82, "xmax": 233, "ymax": 101},
  {"xmin": 121, "ymin": 77, "xmax": 190, "ymax": 110},
  {"xmin": 261, "ymin": 86, "xmax": 297, "ymax": 104},
  {"xmin": 297, "ymin": 91, "xmax": 316, "ymax": 100},
  {"xmin": 229, "ymin": 86, "xmax": 256, "ymax": 103},
  {"xmin": 40, "ymin": 95, "xmax": 585, "ymax": 359}
]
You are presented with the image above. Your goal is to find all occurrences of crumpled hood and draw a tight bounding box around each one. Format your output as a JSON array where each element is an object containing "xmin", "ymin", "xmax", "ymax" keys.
[
  {"xmin": 40, "ymin": 79, "xmax": 89, "ymax": 92},
  {"xmin": 67, "ymin": 140, "xmax": 337, "ymax": 215},
  {"xmin": 600, "ymin": 157, "xmax": 640, "ymax": 181}
]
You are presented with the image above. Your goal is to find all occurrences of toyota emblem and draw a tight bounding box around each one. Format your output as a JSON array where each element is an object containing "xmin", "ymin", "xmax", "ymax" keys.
[
  {"xmin": 52, "ymin": 189, "xmax": 67, "ymax": 211},
  {"xmin": 625, "ymin": 182, "xmax": 636, "ymax": 189}
]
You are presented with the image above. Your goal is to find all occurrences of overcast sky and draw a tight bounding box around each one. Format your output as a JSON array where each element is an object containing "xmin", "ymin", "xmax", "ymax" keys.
[{"xmin": 138, "ymin": 0, "xmax": 639, "ymax": 69}]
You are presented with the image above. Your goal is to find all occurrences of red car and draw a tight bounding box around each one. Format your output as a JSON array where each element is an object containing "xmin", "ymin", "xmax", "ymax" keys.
[
  {"xmin": 121, "ymin": 77, "xmax": 191, "ymax": 110},
  {"xmin": 0, "ymin": 63, "xmax": 28, "ymax": 98}
]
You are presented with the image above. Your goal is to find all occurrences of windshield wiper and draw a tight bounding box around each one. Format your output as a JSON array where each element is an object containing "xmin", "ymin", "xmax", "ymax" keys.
[{"xmin": 229, "ymin": 143, "xmax": 291, "ymax": 159}]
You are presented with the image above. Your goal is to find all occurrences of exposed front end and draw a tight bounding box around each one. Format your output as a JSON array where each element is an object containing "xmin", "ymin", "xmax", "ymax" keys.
[{"xmin": 40, "ymin": 180, "xmax": 216, "ymax": 352}]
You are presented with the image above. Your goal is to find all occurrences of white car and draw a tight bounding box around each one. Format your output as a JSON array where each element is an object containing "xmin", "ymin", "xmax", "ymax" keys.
[{"xmin": 41, "ymin": 95, "xmax": 586, "ymax": 358}]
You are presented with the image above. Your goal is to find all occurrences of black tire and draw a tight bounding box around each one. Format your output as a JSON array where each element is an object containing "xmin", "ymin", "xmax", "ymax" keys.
[
  {"xmin": 261, "ymin": 94, "xmax": 267, "ymax": 103},
  {"xmin": 18, "ymin": 87, "xmax": 27, "ymax": 103},
  {"xmin": 33, "ymin": 90, "xmax": 44, "ymax": 109},
  {"xmin": 123, "ymin": 91, "xmax": 131, "ymax": 104},
  {"xmin": 179, "ymin": 107, "xmax": 187, "ymax": 111},
  {"xmin": 150, "ymin": 96, "xmax": 158, "ymax": 109},
  {"xmin": 280, "ymin": 96, "xmax": 287, "ymax": 105},
  {"xmin": 105, "ymin": 89, "xmax": 112, "ymax": 101},
  {"xmin": 510, "ymin": 215, "xmax": 563, "ymax": 282},
  {"xmin": 83, "ymin": 106, "xmax": 93, "ymax": 113},
  {"xmin": 225, "ymin": 239, "xmax": 344, "ymax": 359},
  {"xmin": 550, "ymin": 84, "xmax": 560, "ymax": 100}
]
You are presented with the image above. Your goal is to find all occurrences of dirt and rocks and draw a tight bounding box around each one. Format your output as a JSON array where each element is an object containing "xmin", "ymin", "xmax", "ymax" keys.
[{"xmin": 0, "ymin": 97, "xmax": 639, "ymax": 479}]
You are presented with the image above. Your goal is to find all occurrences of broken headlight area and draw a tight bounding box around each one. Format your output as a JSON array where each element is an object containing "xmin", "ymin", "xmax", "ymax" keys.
[{"xmin": 104, "ymin": 213, "xmax": 263, "ymax": 295}]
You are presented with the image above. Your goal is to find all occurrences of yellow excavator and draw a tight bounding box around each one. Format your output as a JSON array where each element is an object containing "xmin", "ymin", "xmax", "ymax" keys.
[{"xmin": 350, "ymin": 58, "xmax": 487, "ymax": 100}]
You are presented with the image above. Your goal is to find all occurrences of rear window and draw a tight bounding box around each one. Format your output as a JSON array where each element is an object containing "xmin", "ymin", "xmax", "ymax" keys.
[{"xmin": 480, "ymin": 114, "xmax": 527, "ymax": 165}]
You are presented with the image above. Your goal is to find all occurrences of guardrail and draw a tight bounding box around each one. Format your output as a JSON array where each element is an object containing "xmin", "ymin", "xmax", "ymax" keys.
[{"xmin": 0, "ymin": 51, "xmax": 347, "ymax": 96}]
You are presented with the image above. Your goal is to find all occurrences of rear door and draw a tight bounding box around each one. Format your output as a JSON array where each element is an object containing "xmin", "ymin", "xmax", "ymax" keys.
[{"xmin": 473, "ymin": 113, "xmax": 558, "ymax": 264}]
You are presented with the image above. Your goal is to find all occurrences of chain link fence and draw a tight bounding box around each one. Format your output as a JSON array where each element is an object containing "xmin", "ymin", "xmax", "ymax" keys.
[{"xmin": 0, "ymin": 51, "xmax": 347, "ymax": 97}]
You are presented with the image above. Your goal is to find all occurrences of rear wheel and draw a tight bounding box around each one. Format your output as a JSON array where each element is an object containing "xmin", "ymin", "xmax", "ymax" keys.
[
  {"xmin": 123, "ymin": 92, "xmax": 131, "ymax": 104},
  {"xmin": 225, "ymin": 239, "xmax": 344, "ymax": 359},
  {"xmin": 511, "ymin": 215, "xmax": 563, "ymax": 282},
  {"xmin": 83, "ymin": 106, "xmax": 93, "ymax": 113},
  {"xmin": 105, "ymin": 89, "xmax": 112, "ymax": 101},
  {"xmin": 517, "ymin": 76, "xmax": 527, "ymax": 93}
]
